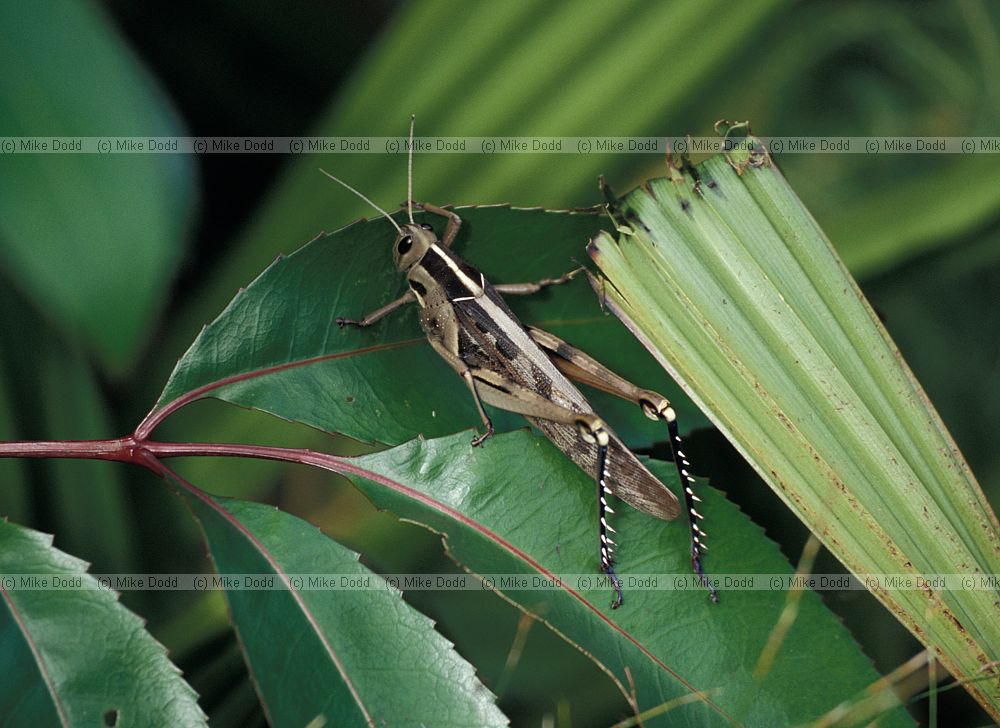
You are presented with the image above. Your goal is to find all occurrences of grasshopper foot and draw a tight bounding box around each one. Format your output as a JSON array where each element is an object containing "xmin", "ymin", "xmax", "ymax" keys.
[
  {"xmin": 692, "ymin": 544, "xmax": 719, "ymax": 603},
  {"xmin": 470, "ymin": 422, "xmax": 494, "ymax": 448},
  {"xmin": 603, "ymin": 564, "xmax": 624, "ymax": 610}
]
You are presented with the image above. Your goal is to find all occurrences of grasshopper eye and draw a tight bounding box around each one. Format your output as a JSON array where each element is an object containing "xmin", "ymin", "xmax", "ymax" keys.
[
  {"xmin": 420, "ymin": 223, "xmax": 433, "ymax": 231},
  {"xmin": 397, "ymin": 236, "xmax": 413, "ymax": 254}
]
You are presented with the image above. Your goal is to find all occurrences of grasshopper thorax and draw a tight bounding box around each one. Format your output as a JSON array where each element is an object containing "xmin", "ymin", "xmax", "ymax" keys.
[{"xmin": 393, "ymin": 222, "xmax": 437, "ymax": 272}]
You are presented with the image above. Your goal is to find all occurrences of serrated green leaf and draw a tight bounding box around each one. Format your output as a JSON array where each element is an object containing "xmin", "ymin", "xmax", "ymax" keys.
[
  {"xmin": 328, "ymin": 429, "xmax": 911, "ymax": 726},
  {"xmin": 589, "ymin": 142, "xmax": 1000, "ymax": 719},
  {"xmin": 0, "ymin": 518, "xmax": 206, "ymax": 726},
  {"xmin": 0, "ymin": 0, "xmax": 195, "ymax": 371},
  {"xmin": 154, "ymin": 207, "xmax": 707, "ymax": 447},
  {"xmin": 166, "ymin": 479, "xmax": 507, "ymax": 727}
]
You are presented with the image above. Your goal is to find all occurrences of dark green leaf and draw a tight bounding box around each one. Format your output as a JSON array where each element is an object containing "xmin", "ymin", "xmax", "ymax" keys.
[
  {"xmin": 0, "ymin": 518, "xmax": 206, "ymax": 726},
  {"xmin": 169, "ymin": 481, "xmax": 507, "ymax": 727},
  {"xmin": 335, "ymin": 430, "xmax": 912, "ymax": 726}
]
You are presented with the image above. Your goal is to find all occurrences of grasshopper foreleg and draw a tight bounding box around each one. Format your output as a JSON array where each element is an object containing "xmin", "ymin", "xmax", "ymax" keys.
[
  {"xmin": 337, "ymin": 290, "xmax": 415, "ymax": 328},
  {"xmin": 410, "ymin": 201, "xmax": 463, "ymax": 248}
]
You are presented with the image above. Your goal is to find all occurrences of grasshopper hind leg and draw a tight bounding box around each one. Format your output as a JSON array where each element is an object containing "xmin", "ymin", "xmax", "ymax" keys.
[
  {"xmin": 458, "ymin": 362, "xmax": 632, "ymax": 609},
  {"xmin": 525, "ymin": 325, "xmax": 719, "ymax": 602},
  {"xmin": 662, "ymin": 409, "xmax": 719, "ymax": 603},
  {"xmin": 574, "ymin": 418, "xmax": 624, "ymax": 609},
  {"xmin": 596, "ymin": 441, "xmax": 624, "ymax": 609}
]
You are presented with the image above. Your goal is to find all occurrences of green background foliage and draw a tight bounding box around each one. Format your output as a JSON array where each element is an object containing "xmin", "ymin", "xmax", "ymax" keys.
[{"xmin": 1, "ymin": 0, "xmax": 998, "ymax": 725}]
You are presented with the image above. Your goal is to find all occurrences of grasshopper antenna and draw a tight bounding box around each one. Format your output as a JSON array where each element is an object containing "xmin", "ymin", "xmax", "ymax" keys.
[
  {"xmin": 319, "ymin": 168, "xmax": 402, "ymax": 234},
  {"xmin": 407, "ymin": 114, "xmax": 415, "ymax": 224}
]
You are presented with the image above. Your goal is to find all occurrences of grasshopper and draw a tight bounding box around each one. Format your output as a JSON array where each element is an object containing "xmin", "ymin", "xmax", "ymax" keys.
[{"xmin": 324, "ymin": 120, "xmax": 715, "ymax": 607}]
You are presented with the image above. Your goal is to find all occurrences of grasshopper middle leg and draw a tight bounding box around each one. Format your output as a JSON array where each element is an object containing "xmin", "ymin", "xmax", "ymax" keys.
[{"xmin": 493, "ymin": 267, "xmax": 585, "ymax": 296}]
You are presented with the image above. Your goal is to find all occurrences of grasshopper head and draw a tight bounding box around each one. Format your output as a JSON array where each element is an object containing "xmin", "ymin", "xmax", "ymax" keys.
[{"xmin": 393, "ymin": 222, "xmax": 437, "ymax": 272}]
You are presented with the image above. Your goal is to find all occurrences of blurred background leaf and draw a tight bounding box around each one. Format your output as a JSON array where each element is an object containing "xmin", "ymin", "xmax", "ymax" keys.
[
  {"xmin": 0, "ymin": 0, "xmax": 196, "ymax": 373},
  {"xmin": 0, "ymin": 352, "xmax": 28, "ymax": 526},
  {"xmin": 0, "ymin": 286, "xmax": 137, "ymax": 576},
  {"xmin": 1, "ymin": 0, "xmax": 998, "ymax": 724}
]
